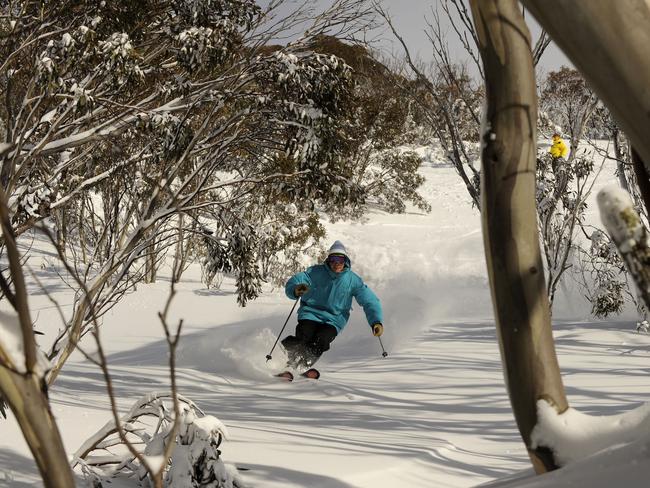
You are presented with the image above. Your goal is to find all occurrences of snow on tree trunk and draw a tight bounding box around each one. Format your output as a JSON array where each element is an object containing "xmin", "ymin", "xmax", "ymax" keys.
[
  {"xmin": 531, "ymin": 399, "xmax": 650, "ymax": 467},
  {"xmin": 597, "ymin": 185, "xmax": 650, "ymax": 311},
  {"xmin": 470, "ymin": 0, "xmax": 568, "ymax": 473}
]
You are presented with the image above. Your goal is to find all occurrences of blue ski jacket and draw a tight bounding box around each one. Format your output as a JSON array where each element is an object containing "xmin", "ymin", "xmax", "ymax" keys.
[{"xmin": 285, "ymin": 255, "xmax": 383, "ymax": 334}]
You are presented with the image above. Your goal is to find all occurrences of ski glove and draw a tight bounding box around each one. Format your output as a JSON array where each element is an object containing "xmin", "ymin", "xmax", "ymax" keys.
[
  {"xmin": 294, "ymin": 284, "xmax": 310, "ymax": 297},
  {"xmin": 372, "ymin": 323, "xmax": 384, "ymax": 337}
]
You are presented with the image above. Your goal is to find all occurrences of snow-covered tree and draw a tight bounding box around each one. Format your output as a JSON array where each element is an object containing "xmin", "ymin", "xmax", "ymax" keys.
[
  {"xmin": 576, "ymin": 228, "xmax": 629, "ymax": 318},
  {"xmin": 377, "ymin": 0, "xmax": 555, "ymax": 211},
  {"xmin": 535, "ymin": 150, "xmax": 597, "ymax": 309},
  {"xmin": 0, "ymin": 0, "xmax": 383, "ymax": 384},
  {"xmin": 196, "ymin": 34, "xmax": 433, "ymax": 291},
  {"xmin": 0, "ymin": 1, "xmax": 388, "ymax": 487},
  {"xmin": 308, "ymin": 35, "xmax": 432, "ymax": 217},
  {"xmin": 74, "ymin": 394, "xmax": 243, "ymax": 488},
  {"xmin": 0, "ymin": 194, "xmax": 74, "ymax": 487},
  {"xmin": 539, "ymin": 67, "xmax": 600, "ymax": 154}
]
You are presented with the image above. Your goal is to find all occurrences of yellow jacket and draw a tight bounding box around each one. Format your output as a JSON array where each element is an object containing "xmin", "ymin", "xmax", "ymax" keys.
[{"xmin": 550, "ymin": 137, "xmax": 569, "ymax": 159}]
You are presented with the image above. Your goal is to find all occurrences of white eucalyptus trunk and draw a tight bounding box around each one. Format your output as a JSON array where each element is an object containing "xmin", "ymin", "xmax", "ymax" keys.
[{"xmin": 469, "ymin": 0, "xmax": 568, "ymax": 473}]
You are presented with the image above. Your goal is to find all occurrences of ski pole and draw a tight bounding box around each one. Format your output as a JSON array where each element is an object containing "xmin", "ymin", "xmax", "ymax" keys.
[
  {"xmin": 266, "ymin": 298, "xmax": 299, "ymax": 361},
  {"xmin": 378, "ymin": 336, "xmax": 388, "ymax": 358}
]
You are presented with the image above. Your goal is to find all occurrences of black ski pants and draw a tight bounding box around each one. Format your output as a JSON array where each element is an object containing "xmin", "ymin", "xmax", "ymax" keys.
[{"xmin": 281, "ymin": 319, "xmax": 338, "ymax": 369}]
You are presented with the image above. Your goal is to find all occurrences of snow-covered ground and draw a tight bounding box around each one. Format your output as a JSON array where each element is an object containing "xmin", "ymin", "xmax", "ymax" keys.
[{"xmin": 2, "ymin": 143, "xmax": 650, "ymax": 487}]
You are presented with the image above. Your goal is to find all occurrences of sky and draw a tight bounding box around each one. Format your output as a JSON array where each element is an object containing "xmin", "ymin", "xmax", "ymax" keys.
[
  {"xmin": 371, "ymin": 0, "xmax": 573, "ymax": 76},
  {"xmin": 260, "ymin": 0, "xmax": 574, "ymax": 78},
  {"xmin": 1, "ymin": 139, "xmax": 649, "ymax": 487}
]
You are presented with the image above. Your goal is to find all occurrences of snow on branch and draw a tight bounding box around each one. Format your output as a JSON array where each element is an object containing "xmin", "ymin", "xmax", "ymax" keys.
[
  {"xmin": 0, "ymin": 310, "xmax": 32, "ymax": 374},
  {"xmin": 34, "ymin": 97, "xmax": 186, "ymax": 157},
  {"xmin": 597, "ymin": 184, "xmax": 650, "ymax": 310},
  {"xmin": 73, "ymin": 393, "xmax": 243, "ymax": 487},
  {"xmin": 0, "ymin": 308, "xmax": 49, "ymax": 377}
]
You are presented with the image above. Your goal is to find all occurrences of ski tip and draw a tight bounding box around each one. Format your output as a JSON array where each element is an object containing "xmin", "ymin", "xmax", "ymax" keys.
[
  {"xmin": 275, "ymin": 371, "xmax": 294, "ymax": 382},
  {"xmin": 301, "ymin": 368, "xmax": 320, "ymax": 380}
]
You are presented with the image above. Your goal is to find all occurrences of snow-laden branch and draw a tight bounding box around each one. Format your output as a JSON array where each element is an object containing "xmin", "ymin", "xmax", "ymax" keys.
[
  {"xmin": 50, "ymin": 151, "xmax": 150, "ymax": 210},
  {"xmin": 0, "ymin": 143, "xmax": 14, "ymax": 158},
  {"xmin": 72, "ymin": 392, "xmax": 240, "ymax": 486},
  {"xmin": 597, "ymin": 184, "xmax": 650, "ymax": 310},
  {"xmin": 0, "ymin": 310, "xmax": 39, "ymax": 374},
  {"xmin": 31, "ymin": 97, "xmax": 186, "ymax": 157}
]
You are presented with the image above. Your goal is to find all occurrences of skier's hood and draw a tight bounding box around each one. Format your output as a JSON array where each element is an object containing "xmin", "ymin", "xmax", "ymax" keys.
[
  {"xmin": 325, "ymin": 240, "xmax": 351, "ymax": 269},
  {"xmin": 327, "ymin": 240, "xmax": 348, "ymax": 258}
]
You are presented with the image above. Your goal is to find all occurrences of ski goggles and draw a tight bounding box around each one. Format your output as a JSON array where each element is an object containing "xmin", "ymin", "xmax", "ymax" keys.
[{"xmin": 328, "ymin": 255, "xmax": 346, "ymax": 264}]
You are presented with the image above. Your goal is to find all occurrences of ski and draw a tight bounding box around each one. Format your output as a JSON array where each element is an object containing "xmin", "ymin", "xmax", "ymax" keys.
[
  {"xmin": 275, "ymin": 371, "xmax": 294, "ymax": 381},
  {"xmin": 301, "ymin": 368, "xmax": 320, "ymax": 380},
  {"xmin": 275, "ymin": 368, "xmax": 319, "ymax": 382}
]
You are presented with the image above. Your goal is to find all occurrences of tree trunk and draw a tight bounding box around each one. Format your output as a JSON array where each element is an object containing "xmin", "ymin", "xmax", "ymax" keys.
[
  {"xmin": 612, "ymin": 127, "xmax": 629, "ymax": 192},
  {"xmin": 520, "ymin": 0, "xmax": 650, "ymax": 175},
  {"xmin": 0, "ymin": 370, "xmax": 75, "ymax": 487},
  {"xmin": 56, "ymin": 208, "xmax": 66, "ymax": 255},
  {"xmin": 469, "ymin": 0, "xmax": 568, "ymax": 473},
  {"xmin": 632, "ymin": 148, "xmax": 650, "ymax": 217},
  {"xmin": 144, "ymin": 229, "xmax": 158, "ymax": 284},
  {"xmin": 79, "ymin": 198, "xmax": 87, "ymax": 264}
]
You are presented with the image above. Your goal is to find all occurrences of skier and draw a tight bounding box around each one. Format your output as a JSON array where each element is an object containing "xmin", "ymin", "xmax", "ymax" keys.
[
  {"xmin": 277, "ymin": 240, "xmax": 383, "ymax": 380},
  {"xmin": 549, "ymin": 132, "xmax": 570, "ymax": 196}
]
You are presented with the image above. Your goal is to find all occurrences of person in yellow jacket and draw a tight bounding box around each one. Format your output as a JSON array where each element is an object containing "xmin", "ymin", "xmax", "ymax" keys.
[
  {"xmin": 549, "ymin": 133, "xmax": 569, "ymax": 159},
  {"xmin": 549, "ymin": 133, "xmax": 569, "ymax": 196}
]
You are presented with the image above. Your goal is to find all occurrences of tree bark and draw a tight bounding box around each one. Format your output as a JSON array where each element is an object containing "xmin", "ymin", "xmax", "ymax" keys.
[
  {"xmin": 144, "ymin": 229, "xmax": 158, "ymax": 284},
  {"xmin": 469, "ymin": 0, "xmax": 568, "ymax": 473},
  {"xmin": 520, "ymin": 0, "xmax": 650, "ymax": 174}
]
